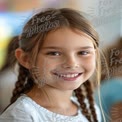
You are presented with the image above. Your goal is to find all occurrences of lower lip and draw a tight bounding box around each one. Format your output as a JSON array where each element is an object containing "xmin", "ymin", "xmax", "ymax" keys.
[{"xmin": 54, "ymin": 74, "xmax": 82, "ymax": 82}]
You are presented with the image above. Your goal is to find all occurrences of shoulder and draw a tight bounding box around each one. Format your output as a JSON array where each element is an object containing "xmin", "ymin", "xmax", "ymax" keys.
[
  {"xmin": 0, "ymin": 94, "xmax": 54, "ymax": 122},
  {"xmin": 5, "ymin": 95, "xmax": 37, "ymax": 113},
  {"xmin": 0, "ymin": 95, "xmax": 36, "ymax": 122}
]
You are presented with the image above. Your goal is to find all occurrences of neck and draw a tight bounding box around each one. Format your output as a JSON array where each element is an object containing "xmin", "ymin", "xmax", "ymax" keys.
[
  {"xmin": 27, "ymin": 84, "xmax": 73, "ymax": 107},
  {"xmin": 27, "ymin": 84, "xmax": 78, "ymax": 116}
]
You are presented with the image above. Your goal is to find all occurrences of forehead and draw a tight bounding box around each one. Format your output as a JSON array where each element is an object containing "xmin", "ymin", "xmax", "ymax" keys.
[{"xmin": 42, "ymin": 27, "xmax": 94, "ymax": 48}]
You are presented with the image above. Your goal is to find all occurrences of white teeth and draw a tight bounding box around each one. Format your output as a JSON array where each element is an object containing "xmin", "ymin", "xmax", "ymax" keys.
[{"xmin": 58, "ymin": 73, "xmax": 79, "ymax": 78}]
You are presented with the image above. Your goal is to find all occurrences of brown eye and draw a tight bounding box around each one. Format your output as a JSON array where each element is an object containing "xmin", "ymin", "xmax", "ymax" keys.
[
  {"xmin": 46, "ymin": 51, "xmax": 61, "ymax": 56},
  {"xmin": 78, "ymin": 51, "xmax": 89, "ymax": 55}
]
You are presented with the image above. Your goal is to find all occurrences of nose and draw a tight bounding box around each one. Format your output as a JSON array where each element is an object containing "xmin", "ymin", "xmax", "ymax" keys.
[{"xmin": 61, "ymin": 55, "xmax": 79, "ymax": 69}]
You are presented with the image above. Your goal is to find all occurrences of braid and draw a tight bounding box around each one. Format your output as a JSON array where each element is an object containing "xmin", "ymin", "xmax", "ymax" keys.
[
  {"xmin": 10, "ymin": 65, "xmax": 34, "ymax": 104},
  {"xmin": 84, "ymin": 80, "xmax": 98, "ymax": 122},
  {"xmin": 74, "ymin": 87, "xmax": 92, "ymax": 122}
]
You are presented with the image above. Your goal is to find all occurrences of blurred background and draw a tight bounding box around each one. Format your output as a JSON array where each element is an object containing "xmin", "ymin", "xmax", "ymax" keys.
[{"xmin": 0, "ymin": 0, "xmax": 122, "ymax": 121}]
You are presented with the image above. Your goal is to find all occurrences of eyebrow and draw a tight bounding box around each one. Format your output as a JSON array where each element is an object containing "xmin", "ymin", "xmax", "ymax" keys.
[{"xmin": 41, "ymin": 46, "xmax": 94, "ymax": 50}]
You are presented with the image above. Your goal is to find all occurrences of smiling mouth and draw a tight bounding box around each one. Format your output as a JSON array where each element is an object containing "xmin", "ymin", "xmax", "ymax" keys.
[{"xmin": 53, "ymin": 72, "xmax": 83, "ymax": 81}]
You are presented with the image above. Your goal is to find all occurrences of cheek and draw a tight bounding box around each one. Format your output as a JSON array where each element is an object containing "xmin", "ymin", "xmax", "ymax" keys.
[
  {"xmin": 82, "ymin": 56, "xmax": 96, "ymax": 71},
  {"xmin": 42, "ymin": 57, "xmax": 64, "ymax": 70},
  {"xmin": 43, "ymin": 60, "xmax": 59, "ymax": 69},
  {"xmin": 37, "ymin": 58, "xmax": 60, "ymax": 74}
]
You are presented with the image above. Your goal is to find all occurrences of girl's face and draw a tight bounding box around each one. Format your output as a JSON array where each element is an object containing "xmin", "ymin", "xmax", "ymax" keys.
[{"xmin": 35, "ymin": 27, "xmax": 96, "ymax": 90}]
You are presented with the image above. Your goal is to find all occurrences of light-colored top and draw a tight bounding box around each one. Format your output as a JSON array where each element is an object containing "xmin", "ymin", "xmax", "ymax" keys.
[{"xmin": 0, "ymin": 94, "xmax": 101, "ymax": 122}]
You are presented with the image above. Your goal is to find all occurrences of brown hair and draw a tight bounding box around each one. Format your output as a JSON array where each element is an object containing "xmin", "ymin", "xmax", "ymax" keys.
[{"xmin": 11, "ymin": 8, "xmax": 100, "ymax": 122}]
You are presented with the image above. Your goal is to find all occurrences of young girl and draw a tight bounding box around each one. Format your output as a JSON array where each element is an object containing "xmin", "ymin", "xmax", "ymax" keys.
[{"xmin": 0, "ymin": 8, "xmax": 102, "ymax": 122}]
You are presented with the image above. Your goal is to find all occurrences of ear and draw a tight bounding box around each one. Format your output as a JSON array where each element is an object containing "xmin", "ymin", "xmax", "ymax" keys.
[{"xmin": 15, "ymin": 48, "xmax": 30, "ymax": 69}]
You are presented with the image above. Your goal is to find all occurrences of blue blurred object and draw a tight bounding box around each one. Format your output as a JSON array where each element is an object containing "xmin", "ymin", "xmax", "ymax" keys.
[
  {"xmin": 0, "ymin": 11, "xmax": 34, "ymax": 69},
  {"xmin": 95, "ymin": 78, "xmax": 122, "ymax": 121},
  {"xmin": 0, "ymin": 11, "xmax": 33, "ymax": 36}
]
